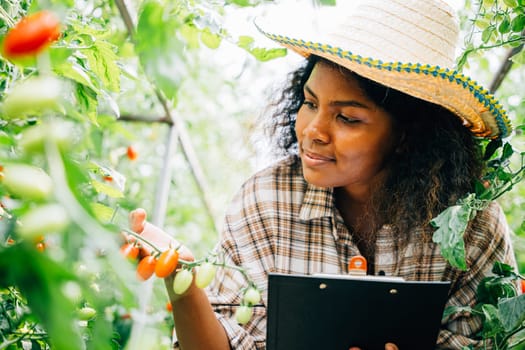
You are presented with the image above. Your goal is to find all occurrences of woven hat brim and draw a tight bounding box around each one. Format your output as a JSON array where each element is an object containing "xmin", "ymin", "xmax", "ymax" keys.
[{"xmin": 258, "ymin": 30, "xmax": 512, "ymax": 139}]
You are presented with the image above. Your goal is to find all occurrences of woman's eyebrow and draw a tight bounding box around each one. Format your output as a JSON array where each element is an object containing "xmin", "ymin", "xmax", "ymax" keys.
[{"xmin": 304, "ymin": 84, "xmax": 370, "ymax": 109}]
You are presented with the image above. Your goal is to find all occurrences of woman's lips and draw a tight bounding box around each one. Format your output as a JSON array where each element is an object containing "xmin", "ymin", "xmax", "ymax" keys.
[{"xmin": 302, "ymin": 149, "xmax": 335, "ymax": 166}]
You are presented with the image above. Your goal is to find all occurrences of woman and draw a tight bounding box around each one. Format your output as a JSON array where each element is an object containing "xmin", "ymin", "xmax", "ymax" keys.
[{"xmin": 129, "ymin": 0, "xmax": 517, "ymax": 349}]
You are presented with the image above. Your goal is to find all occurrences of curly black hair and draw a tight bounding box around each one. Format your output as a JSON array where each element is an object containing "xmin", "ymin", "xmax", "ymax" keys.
[{"xmin": 264, "ymin": 55, "xmax": 483, "ymax": 241}]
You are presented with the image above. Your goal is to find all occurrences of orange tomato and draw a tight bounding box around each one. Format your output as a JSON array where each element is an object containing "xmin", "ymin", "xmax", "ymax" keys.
[
  {"xmin": 154, "ymin": 248, "xmax": 179, "ymax": 278},
  {"xmin": 136, "ymin": 255, "xmax": 157, "ymax": 281},
  {"xmin": 120, "ymin": 243, "xmax": 139, "ymax": 261},
  {"xmin": 126, "ymin": 146, "xmax": 138, "ymax": 161}
]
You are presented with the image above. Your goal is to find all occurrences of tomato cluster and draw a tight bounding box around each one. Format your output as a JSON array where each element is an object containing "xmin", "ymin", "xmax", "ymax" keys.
[
  {"xmin": 235, "ymin": 287, "xmax": 261, "ymax": 325},
  {"xmin": 118, "ymin": 240, "xmax": 260, "ymax": 325}
]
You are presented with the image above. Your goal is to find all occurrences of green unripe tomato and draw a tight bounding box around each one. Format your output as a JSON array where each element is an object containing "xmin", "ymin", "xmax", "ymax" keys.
[
  {"xmin": 17, "ymin": 203, "xmax": 69, "ymax": 239},
  {"xmin": 243, "ymin": 287, "xmax": 261, "ymax": 306},
  {"xmin": 172, "ymin": 269, "xmax": 193, "ymax": 295},
  {"xmin": 77, "ymin": 307, "xmax": 96, "ymax": 321},
  {"xmin": 235, "ymin": 305, "xmax": 252, "ymax": 325},
  {"xmin": 2, "ymin": 164, "xmax": 53, "ymax": 201},
  {"xmin": 195, "ymin": 262, "xmax": 216, "ymax": 289},
  {"xmin": 2, "ymin": 76, "xmax": 63, "ymax": 119},
  {"xmin": 19, "ymin": 122, "xmax": 75, "ymax": 153}
]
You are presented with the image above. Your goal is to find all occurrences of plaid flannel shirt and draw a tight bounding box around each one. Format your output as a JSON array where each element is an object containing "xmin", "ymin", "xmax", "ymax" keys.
[{"xmin": 174, "ymin": 155, "xmax": 516, "ymax": 349}]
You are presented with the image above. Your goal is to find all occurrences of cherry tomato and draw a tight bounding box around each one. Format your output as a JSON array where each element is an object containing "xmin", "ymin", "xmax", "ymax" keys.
[
  {"xmin": 77, "ymin": 306, "xmax": 96, "ymax": 321},
  {"xmin": 3, "ymin": 10, "xmax": 61, "ymax": 58},
  {"xmin": 136, "ymin": 255, "xmax": 157, "ymax": 281},
  {"xmin": 166, "ymin": 301, "xmax": 172, "ymax": 312},
  {"xmin": 243, "ymin": 287, "xmax": 261, "ymax": 306},
  {"xmin": 154, "ymin": 248, "xmax": 179, "ymax": 278},
  {"xmin": 2, "ymin": 76, "xmax": 63, "ymax": 119},
  {"xmin": 172, "ymin": 269, "xmax": 193, "ymax": 295},
  {"xmin": 19, "ymin": 122, "xmax": 74, "ymax": 154},
  {"xmin": 235, "ymin": 305, "xmax": 252, "ymax": 325},
  {"xmin": 17, "ymin": 203, "xmax": 69, "ymax": 239},
  {"xmin": 35, "ymin": 241, "xmax": 45, "ymax": 252},
  {"xmin": 1, "ymin": 164, "xmax": 53, "ymax": 201},
  {"xmin": 126, "ymin": 146, "xmax": 138, "ymax": 161},
  {"xmin": 521, "ymin": 279, "xmax": 525, "ymax": 294},
  {"xmin": 120, "ymin": 242, "xmax": 139, "ymax": 261},
  {"xmin": 195, "ymin": 262, "xmax": 216, "ymax": 289}
]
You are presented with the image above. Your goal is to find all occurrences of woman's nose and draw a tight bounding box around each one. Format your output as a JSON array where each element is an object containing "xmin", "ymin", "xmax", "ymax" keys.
[{"xmin": 303, "ymin": 114, "xmax": 330, "ymax": 144}]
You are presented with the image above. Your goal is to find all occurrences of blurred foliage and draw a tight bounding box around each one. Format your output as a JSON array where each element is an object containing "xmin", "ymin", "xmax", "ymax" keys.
[
  {"xmin": 0, "ymin": 0, "xmax": 523, "ymax": 349},
  {"xmin": 456, "ymin": 0, "xmax": 525, "ymax": 271}
]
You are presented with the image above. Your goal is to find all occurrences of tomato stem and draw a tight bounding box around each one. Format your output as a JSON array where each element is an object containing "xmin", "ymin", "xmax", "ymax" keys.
[{"xmin": 121, "ymin": 227, "xmax": 164, "ymax": 254}]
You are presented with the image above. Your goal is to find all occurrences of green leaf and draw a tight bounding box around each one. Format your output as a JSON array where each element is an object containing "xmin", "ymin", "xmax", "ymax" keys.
[
  {"xmin": 236, "ymin": 35, "xmax": 287, "ymax": 62},
  {"xmin": 135, "ymin": 0, "xmax": 186, "ymax": 100},
  {"xmin": 200, "ymin": 28, "xmax": 222, "ymax": 49},
  {"xmin": 91, "ymin": 179, "xmax": 124, "ymax": 198},
  {"xmin": 482, "ymin": 26, "xmax": 495, "ymax": 43},
  {"xmin": 90, "ymin": 202, "xmax": 116, "ymax": 223},
  {"xmin": 492, "ymin": 261, "xmax": 517, "ymax": 277},
  {"xmin": 502, "ymin": 142, "xmax": 514, "ymax": 161},
  {"xmin": 499, "ymin": 16, "xmax": 511, "ymax": 34},
  {"xmin": 75, "ymin": 84, "xmax": 99, "ymax": 125},
  {"xmin": 54, "ymin": 61, "xmax": 100, "ymax": 93},
  {"xmin": 226, "ymin": 0, "xmax": 253, "ymax": 6},
  {"xmin": 477, "ymin": 276, "xmax": 518, "ymax": 305},
  {"xmin": 511, "ymin": 14, "xmax": 525, "ymax": 32},
  {"xmin": 483, "ymin": 138, "xmax": 503, "ymax": 160},
  {"xmin": 499, "ymin": 294, "xmax": 525, "ymax": 332},
  {"xmin": 318, "ymin": 0, "xmax": 336, "ymax": 5},
  {"xmin": 0, "ymin": 245, "xmax": 84, "ymax": 350},
  {"xmin": 480, "ymin": 304, "xmax": 505, "ymax": 338},
  {"xmin": 511, "ymin": 50, "xmax": 525, "ymax": 64},
  {"xmin": 442, "ymin": 305, "xmax": 472, "ymax": 320},
  {"xmin": 82, "ymin": 40, "xmax": 121, "ymax": 93},
  {"xmin": 431, "ymin": 204, "xmax": 472, "ymax": 270},
  {"xmin": 503, "ymin": 0, "xmax": 518, "ymax": 8}
]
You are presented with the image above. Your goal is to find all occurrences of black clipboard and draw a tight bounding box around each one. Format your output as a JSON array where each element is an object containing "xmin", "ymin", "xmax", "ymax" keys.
[{"xmin": 266, "ymin": 272, "xmax": 451, "ymax": 350}]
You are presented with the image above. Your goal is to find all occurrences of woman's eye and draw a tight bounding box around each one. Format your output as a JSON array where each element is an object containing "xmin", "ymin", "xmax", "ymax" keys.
[
  {"xmin": 302, "ymin": 101, "xmax": 316, "ymax": 110},
  {"xmin": 338, "ymin": 114, "xmax": 359, "ymax": 124}
]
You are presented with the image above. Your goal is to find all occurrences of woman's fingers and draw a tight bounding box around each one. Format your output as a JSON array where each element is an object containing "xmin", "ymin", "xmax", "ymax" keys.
[
  {"xmin": 348, "ymin": 344, "xmax": 398, "ymax": 350},
  {"xmin": 129, "ymin": 208, "xmax": 147, "ymax": 233}
]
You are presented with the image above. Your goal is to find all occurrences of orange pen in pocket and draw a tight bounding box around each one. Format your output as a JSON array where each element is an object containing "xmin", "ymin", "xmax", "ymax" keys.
[{"xmin": 348, "ymin": 255, "xmax": 367, "ymax": 276}]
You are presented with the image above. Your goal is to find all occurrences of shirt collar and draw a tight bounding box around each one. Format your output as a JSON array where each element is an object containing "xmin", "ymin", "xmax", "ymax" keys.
[{"xmin": 299, "ymin": 183, "xmax": 335, "ymax": 221}]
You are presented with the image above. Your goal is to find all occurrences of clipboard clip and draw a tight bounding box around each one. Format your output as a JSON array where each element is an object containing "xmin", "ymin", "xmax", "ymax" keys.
[{"xmin": 348, "ymin": 255, "xmax": 367, "ymax": 276}]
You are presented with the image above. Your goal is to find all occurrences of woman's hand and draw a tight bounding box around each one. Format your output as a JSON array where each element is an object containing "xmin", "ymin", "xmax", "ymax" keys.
[
  {"xmin": 349, "ymin": 343, "xmax": 398, "ymax": 350},
  {"xmin": 127, "ymin": 208, "xmax": 194, "ymax": 263}
]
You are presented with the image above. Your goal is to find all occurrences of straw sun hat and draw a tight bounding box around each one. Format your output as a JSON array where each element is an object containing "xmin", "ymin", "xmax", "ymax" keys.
[{"xmin": 256, "ymin": 0, "xmax": 512, "ymax": 139}]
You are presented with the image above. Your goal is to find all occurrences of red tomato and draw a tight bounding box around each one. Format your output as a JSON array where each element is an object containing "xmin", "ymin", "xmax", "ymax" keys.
[
  {"xmin": 166, "ymin": 301, "xmax": 172, "ymax": 312},
  {"xmin": 3, "ymin": 10, "xmax": 61, "ymax": 58},
  {"xmin": 521, "ymin": 279, "xmax": 525, "ymax": 294},
  {"xmin": 120, "ymin": 243, "xmax": 139, "ymax": 261},
  {"xmin": 136, "ymin": 256, "xmax": 157, "ymax": 281},
  {"xmin": 154, "ymin": 248, "xmax": 179, "ymax": 278},
  {"xmin": 126, "ymin": 146, "xmax": 138, "ymax": 161}
]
